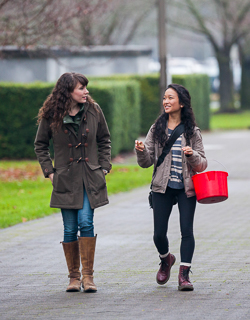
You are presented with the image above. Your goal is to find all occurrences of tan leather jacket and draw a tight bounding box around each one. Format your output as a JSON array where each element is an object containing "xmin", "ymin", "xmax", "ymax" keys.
[{"xmin": 136, "ymin": 125, "xmax": 207, "ymax": 198}]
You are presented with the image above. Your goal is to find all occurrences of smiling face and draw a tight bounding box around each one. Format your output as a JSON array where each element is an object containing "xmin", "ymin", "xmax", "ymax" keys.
[
  {"xmin": 71, "ymin": 82, "xmax": 89, "ymax": 104},
  {"xmin": 163, "ymin": 88, "xmax": 183, "ymax": 115}
]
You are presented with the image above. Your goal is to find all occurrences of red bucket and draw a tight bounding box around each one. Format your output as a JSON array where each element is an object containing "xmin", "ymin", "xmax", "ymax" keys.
[{"xmin": 192, "ymin": 171, "xmax": 228, "ymax": 204}]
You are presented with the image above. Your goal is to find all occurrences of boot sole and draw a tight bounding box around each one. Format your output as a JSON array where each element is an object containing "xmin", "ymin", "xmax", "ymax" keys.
[
  {"xmin": 82, "ymin": 283, "xmax": 97, "ymax": 293},
  {"xmin": 66, "ymin": 288, "xmax": 81, "ymax": 292},
  {"xmin": 83, "ymin": 288, "xmax": 97, "ymax": 293},
  {"xmin": 156, "ymin": 255, "xmax": 176, "ymax": 285},
  {"xmin": 178, "ymin": 285, "xmax": 194, "ymax": 291}
]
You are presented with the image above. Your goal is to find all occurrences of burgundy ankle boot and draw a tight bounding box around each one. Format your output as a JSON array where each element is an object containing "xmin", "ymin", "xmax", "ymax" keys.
[
  {"xmin": 178, "ymin": 265, "xmax": 194, "ymax": 291},
  {"xmin": 156, "ymin": 253, "xmax": 176, "ymax": 285}
]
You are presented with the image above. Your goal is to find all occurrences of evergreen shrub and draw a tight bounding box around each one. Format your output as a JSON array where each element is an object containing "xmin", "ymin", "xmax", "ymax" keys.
[
  {"xmin": 0, "ymin": 82, "xmax": 54, "ymax": 159},
  {"xmin": 0, "ymin": 80, "xmax": 140, "ymax": 159},
  {"xmin": 89, "ymin": 73, "xmax": 211, "ymax": 134},
  {"xmin": 172, "ymin": 74, "xmax": 210, "ymax": 130},
  {"xmin": 89, "ymin": 80, "xmax": 141, "ymax": 156},
  {"xmin": 89, "ymin": 74, "xmax": 160, "ymax": 135}
]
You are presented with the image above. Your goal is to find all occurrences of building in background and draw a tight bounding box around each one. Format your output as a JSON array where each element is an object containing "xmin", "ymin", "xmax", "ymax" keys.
[{"xmin": 0, "ymin": 45, "xmax": 152, "ymax": 83}]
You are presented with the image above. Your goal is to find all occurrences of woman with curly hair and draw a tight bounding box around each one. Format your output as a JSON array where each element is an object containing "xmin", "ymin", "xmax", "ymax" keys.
[
  {"xmin": 35, "ymin": 72, "xmax": 112, "ymax": 293},
  {"xmin": 135, "ymin": 84, "xmax": 207, "ymax": 291}
]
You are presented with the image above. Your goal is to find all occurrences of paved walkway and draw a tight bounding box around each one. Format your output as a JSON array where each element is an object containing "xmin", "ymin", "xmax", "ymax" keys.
[{"xmin": 0, "ymin": 130, "xmax": 250, "ymax": 320}]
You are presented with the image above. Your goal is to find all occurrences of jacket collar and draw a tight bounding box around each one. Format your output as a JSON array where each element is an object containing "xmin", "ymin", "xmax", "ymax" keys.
[
  {"xmin": 63, "ymin": 103, "xmax": 85, "ymax": 125},
  {"xmin": 63, "ymin": 102, "xmax": 90, "ymax": 138}
]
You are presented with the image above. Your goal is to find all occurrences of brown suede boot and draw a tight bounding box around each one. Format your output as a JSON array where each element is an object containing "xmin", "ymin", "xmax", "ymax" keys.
[
  {"xmin": 79, "ymin": 235, "xmax": 97, "ymax": 292},
  {"xmin": 62, "ymin": 241, "xmax": 81, "ymax": 292},
  {"xmin": 178, "ymin": 265, "xmax": 194, "ymax": 291},
  {"xmin": 156, "ymin": 253, "xmax": 176, "ymax": 285}
]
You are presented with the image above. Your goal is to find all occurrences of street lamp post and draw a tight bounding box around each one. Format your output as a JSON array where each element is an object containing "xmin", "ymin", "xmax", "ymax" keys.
[{"xmin": 158, "ymin": 0, "xmax": 167, "ymax": 110}]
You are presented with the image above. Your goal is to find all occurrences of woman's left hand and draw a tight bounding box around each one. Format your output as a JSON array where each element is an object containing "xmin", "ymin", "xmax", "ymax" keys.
[{"xmin": 182, "ymin": 146, "xmax": 193, "ymax": 156}]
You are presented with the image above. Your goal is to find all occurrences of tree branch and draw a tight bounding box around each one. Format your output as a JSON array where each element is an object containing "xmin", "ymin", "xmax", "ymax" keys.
[
  {"xmin": 182, "ymin": 0, "xmax": 220, "ymax": 51},
  {"xmin": 122, "ymin": 4, "xmax": 155, "ymax": 45},
  {"xmin": 236, "ymin": 1, "xmax": 250, "ymax": 27},
  {"xmin": 0, "ymin": 0, "xmax": 9, "ymax": 11}
]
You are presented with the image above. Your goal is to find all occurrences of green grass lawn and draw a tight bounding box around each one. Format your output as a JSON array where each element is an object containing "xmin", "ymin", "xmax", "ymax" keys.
[
  {"xmin": 0, "ymin": 178, "xmax": 56, "ymax": 228},
  {"xmin": 0, "ymin": 162, "xmax": 153, "ymax": 229},
  {"xmin": 210, "ymin": 110, "xmax": 250, "ymax": 130}
]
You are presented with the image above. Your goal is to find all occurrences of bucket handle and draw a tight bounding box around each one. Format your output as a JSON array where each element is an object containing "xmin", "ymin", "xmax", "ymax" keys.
[{"xmin": 207, "ymin": 159, "xmax": 229, "ymax": 174}]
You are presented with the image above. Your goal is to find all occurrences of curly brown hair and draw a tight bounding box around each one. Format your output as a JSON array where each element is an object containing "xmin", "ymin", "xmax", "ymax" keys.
[{"xmin": 37, "ymin": 72, "xmax": 95, "ymax": 131}]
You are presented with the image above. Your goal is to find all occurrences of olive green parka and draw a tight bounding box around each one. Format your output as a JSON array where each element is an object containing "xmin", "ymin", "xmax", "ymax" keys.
[{"xmin": 34, "ymin": 102, "xmax": 111, "ymax": 210}]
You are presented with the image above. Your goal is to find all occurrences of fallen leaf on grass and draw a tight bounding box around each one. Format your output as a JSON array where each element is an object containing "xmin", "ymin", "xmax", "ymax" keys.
[
  {"xmin": 0, "ymin": 165, "xmax": 43, "ymax": 182},
  {"xmin": 117, "ymin": 168, "xmax": 129, "ymax": 172}
]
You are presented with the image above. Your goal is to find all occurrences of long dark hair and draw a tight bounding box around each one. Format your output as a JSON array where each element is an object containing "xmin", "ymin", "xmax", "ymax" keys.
[
  {"xmin": 153, "ymin": 83, "xmax": 196, "ymax": 146},
  {"xmin": 37, "ymin": 72, "xmax": 95, "ymax": 131}
]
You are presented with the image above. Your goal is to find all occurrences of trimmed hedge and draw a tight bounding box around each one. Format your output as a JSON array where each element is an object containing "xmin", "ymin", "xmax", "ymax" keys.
[
  {"xmin": 0, "ymin": 80, "xmax": 140, "ymax": 159},
  {"xmin": 172, "ymin": 74, "xmax": 210, "ymax": 131},
  {"xmin": 89, "ymin": 73, "xmax": 210, "ymax": 134},
  {"xmin": 89, "ymin": 74, "xmax": 160, "ymax": 135},
  {"xmin": 89, "ymin": 80, "xmax": 141, "ymax": 156},
  {"xmin": 0, "ymin": 82, "xmax": 54, "ymax": 159},
  {"xmin": 0, "ymin": 73, "xmax": 209, "ymax": 159}
]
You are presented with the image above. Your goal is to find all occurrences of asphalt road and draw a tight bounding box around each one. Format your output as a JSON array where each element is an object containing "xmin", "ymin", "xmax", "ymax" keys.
[{"xmin": 0, "ymin": 130, "xmax": 250, "ymax": 320}]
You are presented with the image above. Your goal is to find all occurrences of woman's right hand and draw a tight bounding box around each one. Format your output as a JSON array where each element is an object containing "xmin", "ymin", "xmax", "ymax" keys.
[
  {"xmin": 135, "ymin": 140, "xmax": 145, "ymax": 152},
  {"xmin": 49, "ymin": 173, "xmax": 54, "ymax": 184}
]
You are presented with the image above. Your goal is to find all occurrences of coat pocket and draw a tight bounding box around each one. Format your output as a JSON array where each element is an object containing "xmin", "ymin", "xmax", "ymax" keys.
[
  {"xmin": 85, "ymin": 163, "xmax": 106, "ymax": 193},
  {"xmin": 151, "ymin": 166, "xmax": 165, "ymax": 188},
  {"xmin": 53, "ymin": 166, "xmax": 72, "ymax": 193}
]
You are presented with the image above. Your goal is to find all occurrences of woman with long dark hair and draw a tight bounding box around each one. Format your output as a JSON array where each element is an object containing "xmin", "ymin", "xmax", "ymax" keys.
[
  {"xmin": 135, "ymin": 84, "xmax": 207, "ymax": 291},
  {"xmin": 35, "ymin": 72, "xmax": 112, "ymax": 293}
]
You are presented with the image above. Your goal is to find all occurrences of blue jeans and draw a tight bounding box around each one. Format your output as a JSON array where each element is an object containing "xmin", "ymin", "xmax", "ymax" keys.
[{"xmin": 61, "ymin": 187, "xmax": 94, "ymax": 243}]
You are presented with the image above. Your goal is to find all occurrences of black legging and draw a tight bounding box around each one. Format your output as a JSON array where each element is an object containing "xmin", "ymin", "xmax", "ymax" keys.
[{"xmin": 152, "ymin": 187, "xmax": 196, "ymax": 263}]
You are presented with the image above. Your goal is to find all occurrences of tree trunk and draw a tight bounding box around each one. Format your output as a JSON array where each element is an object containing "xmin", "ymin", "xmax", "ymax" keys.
[
  {"xmin": 216, "ymin": 51, "xmax": 235, "ymax": 111},
  {"xmin": 80, "ymin": 16, "xmax": 93, "ymax": 46},
  {"xmin": 240, "ymin": 54, "xmax": 250, "ymax": 110}
]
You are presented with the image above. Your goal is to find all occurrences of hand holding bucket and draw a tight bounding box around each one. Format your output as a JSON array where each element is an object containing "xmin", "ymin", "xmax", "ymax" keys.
[{"xmin": 192, "ymin": 160, "xmax": 228, "ymax": 204}]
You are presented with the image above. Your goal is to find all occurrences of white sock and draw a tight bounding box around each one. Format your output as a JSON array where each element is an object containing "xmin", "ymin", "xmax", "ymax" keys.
[
  {"xmin": 159, "ymin": 251, "xmax": 169, "ymax": 259},
  {"xmin": 180, "ymin": 262, "xmax": 191, "ymax": 267}
]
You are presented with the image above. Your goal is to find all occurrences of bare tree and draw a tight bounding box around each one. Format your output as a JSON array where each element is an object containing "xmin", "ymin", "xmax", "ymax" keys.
[
  {"xmin": 0, "ymin": 0, "xmax": 155, "ymax": 48},
  {"xmin": 71, "ymin": 0, "xmax": 156, "ymax": 46},
  {"xmin": 0, "ymin": 0, "xmax": 112, "ymax": 48},
  {"xmin": 0, "ymin": 0, "xmax": 9, "ymax": 10},
  {"xmin": 239, "ymin": 35, "xmax": 250, "ymax": 110},
  {"xmin": 168, "ymin": 0, "xmax": 250, "ymax": 111}
]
